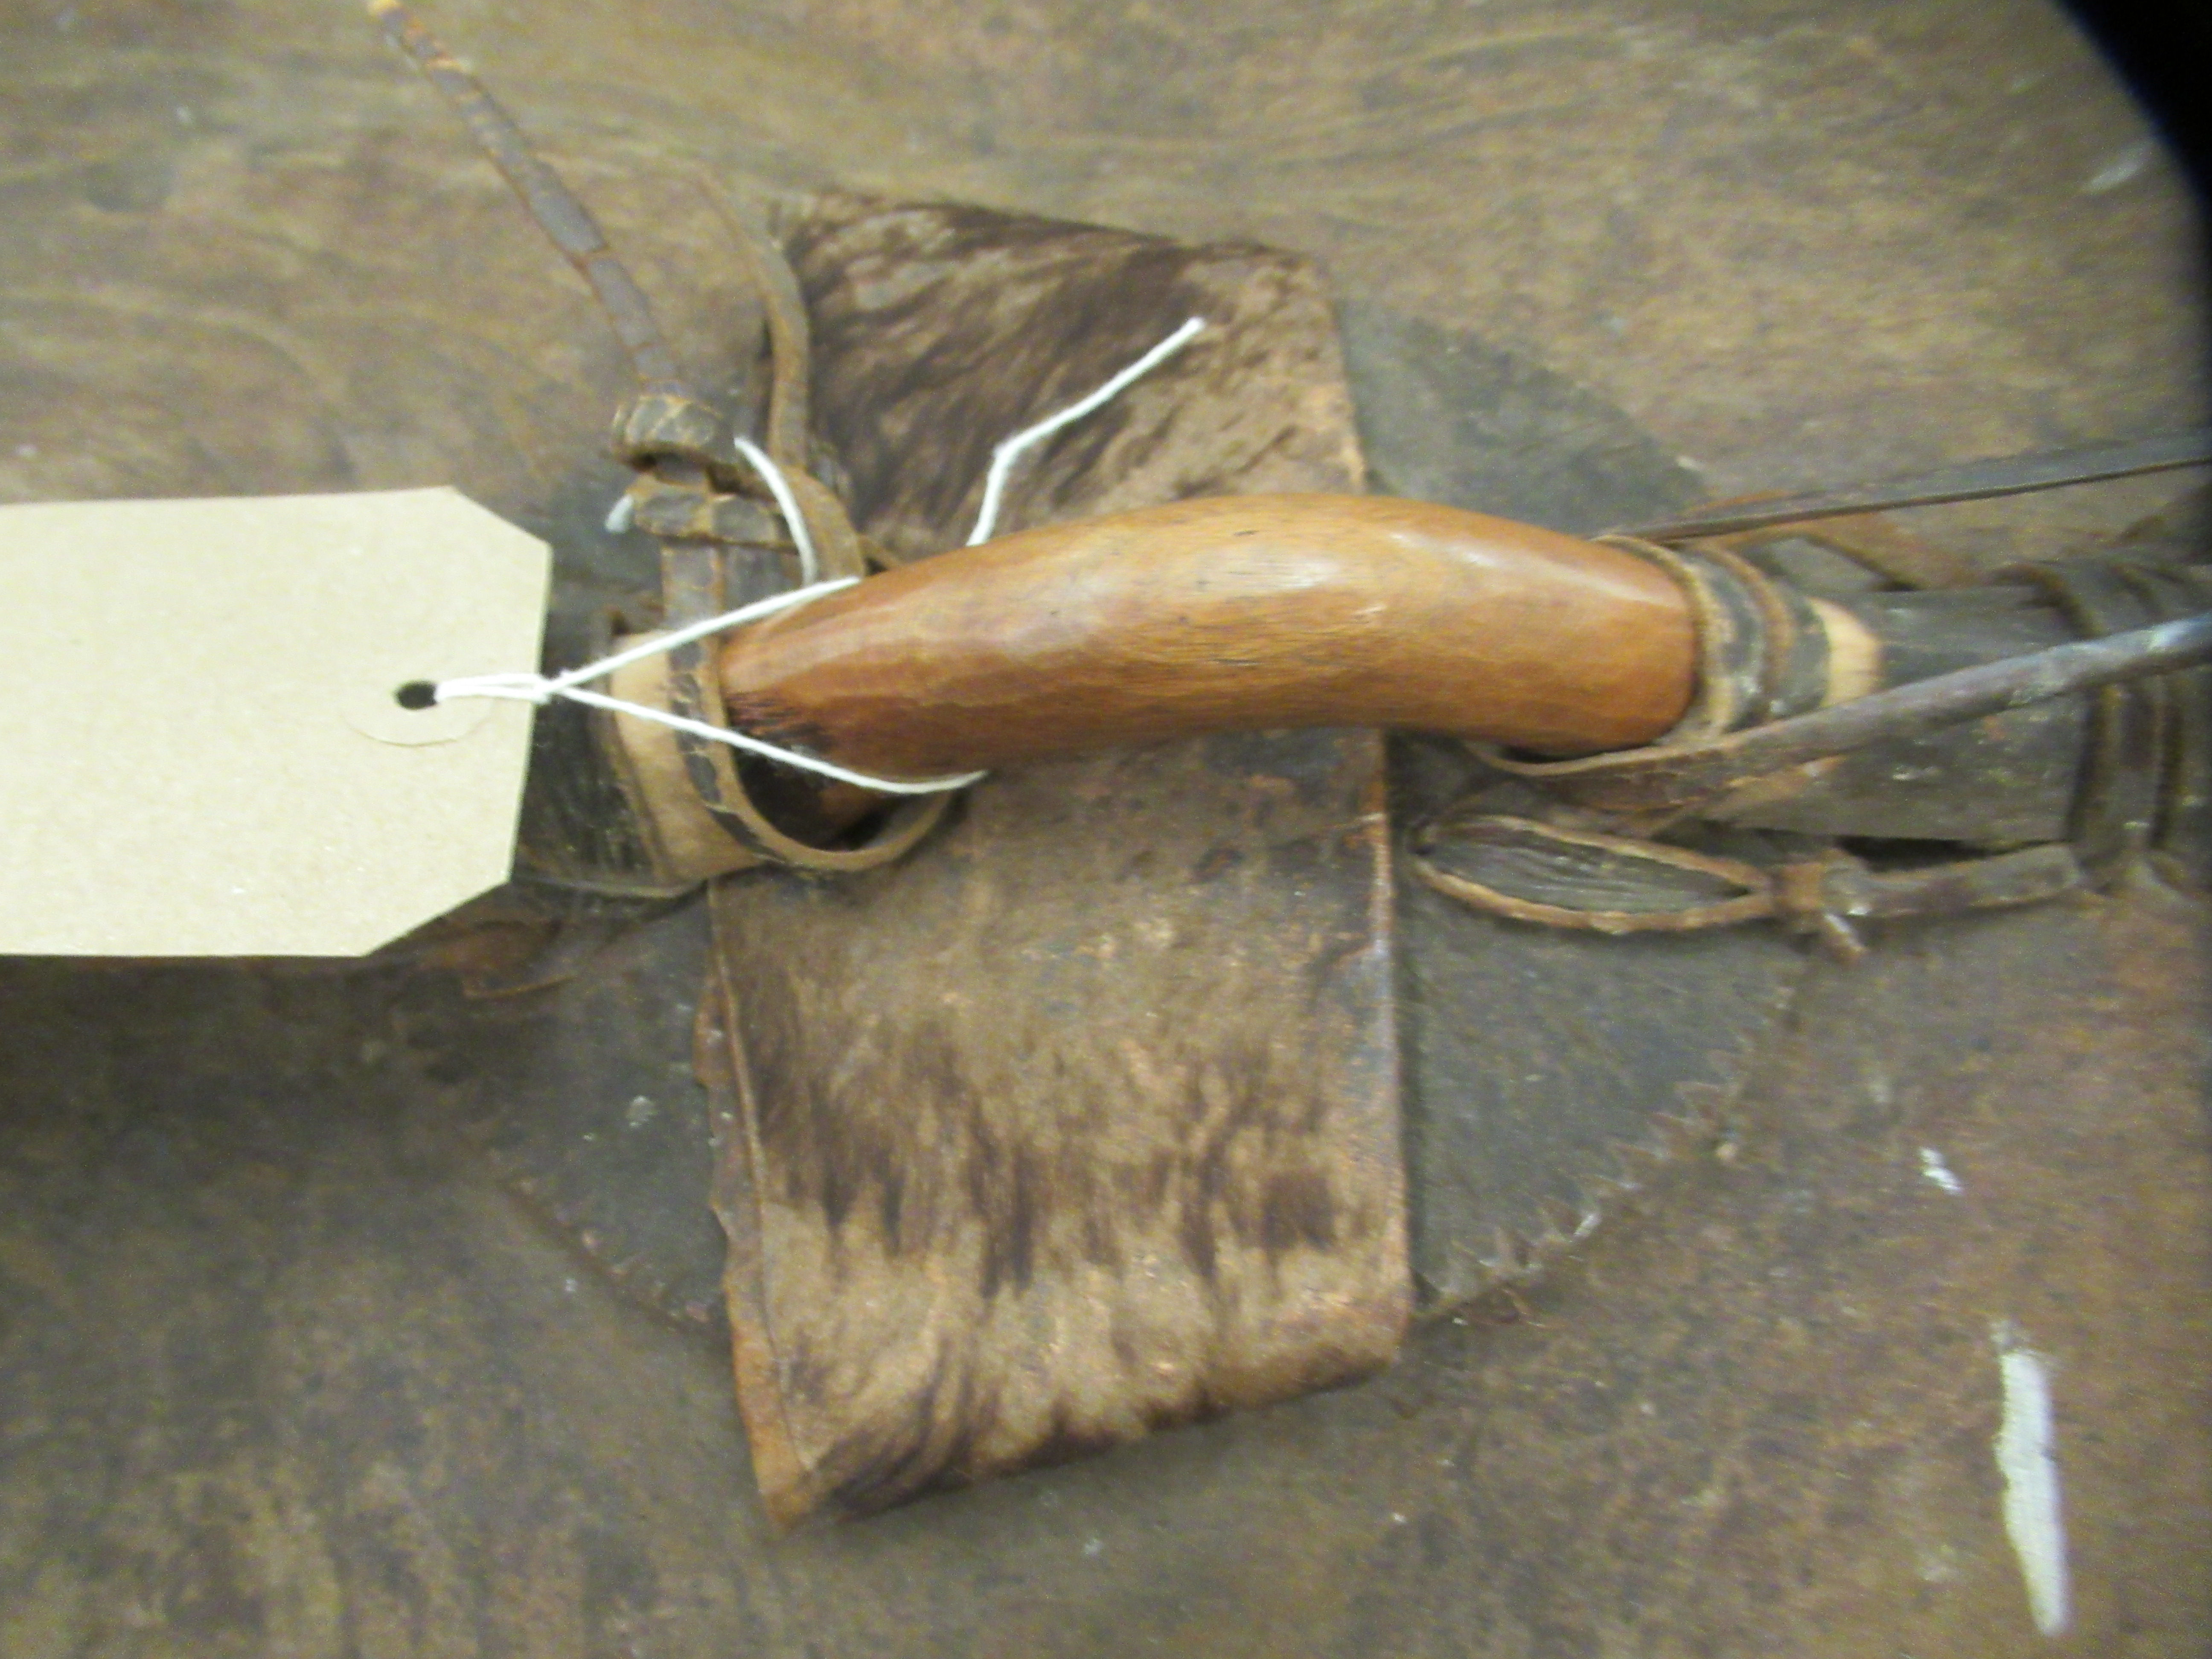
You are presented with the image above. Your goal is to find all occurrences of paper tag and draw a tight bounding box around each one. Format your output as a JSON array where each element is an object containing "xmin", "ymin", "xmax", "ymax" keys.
[{"xmin": 0, "ymin": 488, "xmax": 550, "ymax": 956}]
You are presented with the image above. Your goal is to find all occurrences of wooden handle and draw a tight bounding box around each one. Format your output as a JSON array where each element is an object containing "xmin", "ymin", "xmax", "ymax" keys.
[{"xmin": 715, "ymin": 494, "xmax": 1696, "ymax": 783}]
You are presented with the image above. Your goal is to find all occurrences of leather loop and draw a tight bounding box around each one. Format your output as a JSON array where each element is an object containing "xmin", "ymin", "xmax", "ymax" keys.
[
  {"xmin": 605, "ymin": 210, "xmax": 962, "ymax": 878},
  {"xmin": 1411, "ymin": 811, "xmax": 2087, "ymax": 959},
  {"xmin": 1595, "ymin": 537, "xmax": 1773, "ymax": 743},
  {"xmin": 611, "ymin": 391, "xmax": 733, "ymax": 473},
  {"xmin": 646, "ymin": 546, "xmax": 952, "ymax": 879},
  {"xmin": 1409, "ymin": 812, "xmax": 1777, "ymax": 934},
  {"xmin": 1997, "ymin": 554, "xmax": 2200, "ymax": 880},
  {"xmin": 626, "ymin": 477, "xmax": 789, "ymax": 547},
  {"xmin": 1472, "ymin": 538, "xmax": 1821, "ymax": 815}
]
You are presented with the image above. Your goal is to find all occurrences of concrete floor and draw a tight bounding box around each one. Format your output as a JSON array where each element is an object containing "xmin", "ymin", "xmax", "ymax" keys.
[{"xmin": 1, "ymin": 0, "xmax": 2206, "ymax": 1654}]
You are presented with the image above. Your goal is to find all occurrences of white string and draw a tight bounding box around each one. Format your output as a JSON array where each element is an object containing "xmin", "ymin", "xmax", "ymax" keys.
[
  {"xmin": 731, "ymin": 437, "xmax": 819, "ymax": 586},
  {"xmin": 533, "ymin": 685, "xmax": 979, "ymax": 796},
  {"xmin": 966, "ymin": 315, "xmax": 1207, "ymax": 546},
  {"xmin": 433, "ymin": 576, "xmax": 984, "ymax": 796},
  {"xmin": 453, "ymin": 579, "xmax": 857, "ymax": 701},
  {"xmin": 499, "ymin": 319, "xmax": 1208, "ymax": 798}
]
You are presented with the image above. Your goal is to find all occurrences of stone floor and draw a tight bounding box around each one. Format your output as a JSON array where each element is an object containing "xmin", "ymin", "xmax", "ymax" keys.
[{"xmin": 1, "ymin": 1, "xmax": 2205, "ymax": 1654}]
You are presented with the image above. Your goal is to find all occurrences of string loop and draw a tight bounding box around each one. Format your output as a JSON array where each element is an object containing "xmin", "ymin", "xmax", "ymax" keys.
[
  {"xmin": 433, "ymin": 576, "xmax": 984, "ymax": 796},
  {"xmin": 445, "ymin": 318, "xmax": 1210, "ymax": 797}
]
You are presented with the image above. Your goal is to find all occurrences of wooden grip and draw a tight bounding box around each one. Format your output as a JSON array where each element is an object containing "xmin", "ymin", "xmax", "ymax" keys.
[{"xmin": 715, "ymin": 494, "xmax": 1697, "ymax": 783}]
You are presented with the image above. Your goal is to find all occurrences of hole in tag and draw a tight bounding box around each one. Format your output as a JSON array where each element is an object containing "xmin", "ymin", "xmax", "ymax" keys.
[{"xmin": 344, "ymin": 674, "xmax": 497, "ymax": 746}]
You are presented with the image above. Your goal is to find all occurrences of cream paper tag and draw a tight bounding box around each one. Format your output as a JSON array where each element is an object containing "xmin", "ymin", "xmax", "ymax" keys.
[{"xmin": 0, "ymin": 488, "xmax": 550, "ymax": 956}]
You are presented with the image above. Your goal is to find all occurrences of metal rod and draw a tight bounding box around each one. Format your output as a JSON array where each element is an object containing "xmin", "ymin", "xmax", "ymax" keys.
[
  {"xmin": 1621, "ymin": 428, "xmax": 2212, "ymax": 541},
  {"xmin": 1652, "ymin": 612, "xmax": 2212, "ymax": 800}
]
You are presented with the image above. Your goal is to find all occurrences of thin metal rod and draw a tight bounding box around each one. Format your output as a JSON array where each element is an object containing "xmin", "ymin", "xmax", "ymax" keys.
[
  {"xmin": 1622, "ymin": 428, "xmax": 2212, "ymax": 541},
  {"xmin": 368, "ymin": 0, "xmax": 691, "ymax": 395},
  {"xmin": 1653, "ymin": 612, "xmax": 2212, "ymax": 800}
]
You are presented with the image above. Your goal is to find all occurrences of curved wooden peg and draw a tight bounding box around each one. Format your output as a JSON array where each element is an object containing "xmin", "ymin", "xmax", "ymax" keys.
[{"xmin": 715, "ymin": 494, "xmax": 1700, "ymax": 783}]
